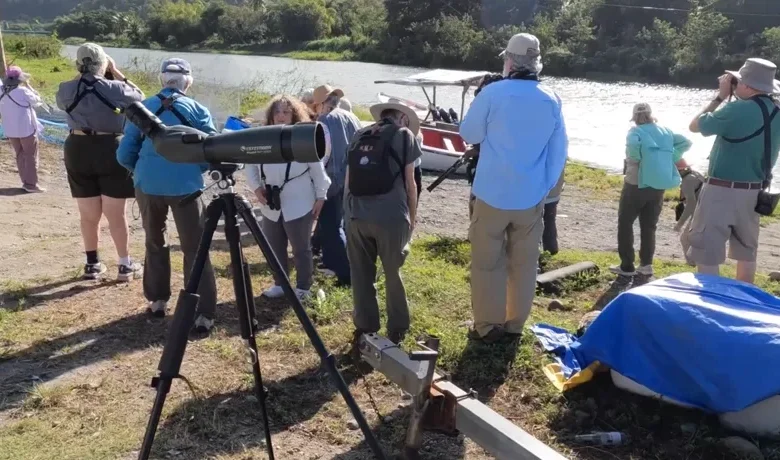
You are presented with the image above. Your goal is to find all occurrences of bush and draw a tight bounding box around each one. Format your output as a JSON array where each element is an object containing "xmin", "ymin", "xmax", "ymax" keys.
[
  {"xmin": 269, "ymin": 0, "xmax": 335, "ymax": 43},
  {"xmin": 5, "ymin": 35, "xmax": 62, "ymax": 59}
]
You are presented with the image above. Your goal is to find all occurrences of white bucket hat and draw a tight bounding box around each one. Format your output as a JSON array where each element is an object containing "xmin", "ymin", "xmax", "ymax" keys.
[{"xmin": 726, "ymin": 58, "xmax": 780, "ymax": 94}]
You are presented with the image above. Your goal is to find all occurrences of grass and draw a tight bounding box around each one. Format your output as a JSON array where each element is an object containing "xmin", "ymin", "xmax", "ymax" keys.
[{"xmin": 2, "ymin": 229, "xmax": 780, "ymax": 459}]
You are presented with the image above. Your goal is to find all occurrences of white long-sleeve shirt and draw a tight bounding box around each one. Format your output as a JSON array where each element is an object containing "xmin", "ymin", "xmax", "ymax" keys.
[
  {"xmin": 0, "ymin": 85, "xmax": 43, "ymax": 138},
  {"xmin": 246, "ymin": 160, "xmax": 331, "ymax": 223}
]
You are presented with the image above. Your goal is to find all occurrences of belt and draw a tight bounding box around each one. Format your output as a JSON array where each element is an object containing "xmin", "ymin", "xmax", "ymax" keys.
[
  {"xmin": 70, "ymin": 129, "xmax": 120, "ymax": 136},
  {"xmin": 705, "ymin": 177, "xmax": 762, "ymax": 190}
]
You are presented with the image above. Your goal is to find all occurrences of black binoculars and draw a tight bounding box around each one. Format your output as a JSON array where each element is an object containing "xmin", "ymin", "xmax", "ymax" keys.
[{"xmin": 265, "ymin": 184, "xmax": 282, "ymax": 211}]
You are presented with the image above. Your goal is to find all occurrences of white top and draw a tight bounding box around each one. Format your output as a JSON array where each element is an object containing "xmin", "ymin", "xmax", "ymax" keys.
[
  {"xmin": 246, "ymin": 160, "xmax": 331, "ymax": 223},
  {"xmin": 0, "ymin": 85, "xmax": 43, "ymax": 138}
]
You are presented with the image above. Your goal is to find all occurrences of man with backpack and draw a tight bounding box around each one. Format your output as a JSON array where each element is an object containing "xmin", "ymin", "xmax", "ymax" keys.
[
  {"xmin": 116, "ymin": 58, "xmax": 218, "ymax": 334},
  {"xmin": 345, "ymin": 101, "xmax": 421, "ymax": 345}
]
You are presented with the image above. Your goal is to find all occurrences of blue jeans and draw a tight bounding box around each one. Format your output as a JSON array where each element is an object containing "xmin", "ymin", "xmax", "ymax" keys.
[{"xmin": 320, "ymin": 188, "xmax": 351, "ymax": 285}]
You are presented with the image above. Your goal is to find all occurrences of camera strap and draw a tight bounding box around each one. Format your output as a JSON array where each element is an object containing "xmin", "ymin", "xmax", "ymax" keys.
[
  {"xmin": 154, "ymin": 91, "xmax": 191, "ymax": 127},
  {"xmin": 260, "ymin": 163, "xmax": 310, "ymax": 192},
  {"xmin": 65, "ymin": 77, "xmax": 121, "ymax": 114},
  {"xmin": 722, "ymin": 96, "xmax": 779, "ymax": 144},
  {"xmin": 754, "ymin": 95, "xmax": 778, "ymax": 190},
  {"xmin": 0, "ymin": 86, "xmax": 30, "ymax": 109}
]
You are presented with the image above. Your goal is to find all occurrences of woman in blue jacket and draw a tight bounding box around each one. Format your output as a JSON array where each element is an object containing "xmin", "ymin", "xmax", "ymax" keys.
[{"xmin": 611, "ymin": 103, "xmax": 691, "ymax": 277}]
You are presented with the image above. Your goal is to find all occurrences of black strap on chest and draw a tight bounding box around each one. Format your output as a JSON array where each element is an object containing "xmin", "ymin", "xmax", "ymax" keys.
[
  {"xmin": 154, "ymin": 91, "xmax": 190, "ymax": 126},
  {"xmin": 755, "ymin": 95, "xmax": 777, "ymax": 190},
  {"xmin": 260, "ymin": 162, "xmax": 309, "ymax": 191},
  {"xmin": 722, "ymin": 95, "xmax": 780, "ymax": 144},
  {"xmin": 65, "ymin": 77, "xmax": 120, "ymax": 114},
  {"xmin": 0, "ymin": 86, "xmax": 30, "ymax": 108}
]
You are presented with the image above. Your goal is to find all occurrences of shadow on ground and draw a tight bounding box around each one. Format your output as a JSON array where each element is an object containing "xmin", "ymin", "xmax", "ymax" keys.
[{"xmin": 1, "ymin": 277, "xmax": 121, "ymax": 312}]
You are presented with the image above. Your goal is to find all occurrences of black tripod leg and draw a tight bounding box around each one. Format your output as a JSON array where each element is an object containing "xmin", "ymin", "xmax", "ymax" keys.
[
  {"xmin": 235, "ymin": 196, "xmax": 387, "ymax": 460},
  {"xmin": 223, "ymin": 196, "xmax": 275, "ymax": 460},
  {"xmin": 138, "ymin": 198, "xmax": 224, "ymax": 460}
]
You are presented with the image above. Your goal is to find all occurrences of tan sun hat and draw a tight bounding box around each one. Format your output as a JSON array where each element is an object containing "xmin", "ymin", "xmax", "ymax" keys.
[
  {"xmin": 312, "ymin": 84, "xmax": 345, "ymax": 105},
  {"xmin": 370, "ymin": 101, "xmax": 420, "ymax": 136},
  {"xmin": 499, "ymin": 33, "xmax": 541, "ymax": 58},
  {"xmin": 726, "ymin": 58, "xmax": 780, "ymax": 94}
]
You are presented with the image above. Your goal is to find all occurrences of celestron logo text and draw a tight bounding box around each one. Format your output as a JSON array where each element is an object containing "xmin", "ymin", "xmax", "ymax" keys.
[{"xmin": 240, "ymin": 145, "xmax": 272, "ymax": 154}]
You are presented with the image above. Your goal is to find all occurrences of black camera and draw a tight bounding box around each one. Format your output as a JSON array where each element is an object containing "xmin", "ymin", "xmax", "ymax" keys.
[{"xmin": 265, "ymin": 184, "xmax": 282, "ymax": 211}]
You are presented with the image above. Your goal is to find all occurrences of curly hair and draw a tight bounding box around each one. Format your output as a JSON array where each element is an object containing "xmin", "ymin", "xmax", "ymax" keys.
[{"xmin": 263, "ymin": 95, "xmax": 312, "ymax": 126}]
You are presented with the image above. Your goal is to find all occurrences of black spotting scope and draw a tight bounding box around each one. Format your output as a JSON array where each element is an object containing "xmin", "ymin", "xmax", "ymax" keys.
[{"xmin": 124, "ymin": 101, "xmax": 326, "ymax": 165}]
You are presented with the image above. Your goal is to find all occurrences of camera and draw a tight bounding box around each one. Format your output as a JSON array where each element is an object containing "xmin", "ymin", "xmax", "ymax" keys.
[{"xmin": 265, "ymin": 184, "xmax": 282, "ymax": 211}]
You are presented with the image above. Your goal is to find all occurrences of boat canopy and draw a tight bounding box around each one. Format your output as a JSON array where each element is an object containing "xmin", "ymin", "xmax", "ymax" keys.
[{"xmin": 375, "ymin": 69, "xmax": 491, "ymax": 88}]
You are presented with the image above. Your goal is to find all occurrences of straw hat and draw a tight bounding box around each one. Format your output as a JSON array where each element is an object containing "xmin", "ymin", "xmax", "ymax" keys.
[
  {"xmin": 370, "ymin": 101, "xmax": 420, "ymax": 136},
  {"xmin": 312, "ymin": 84, "xmax": 344, "ymax": 105},
  {"xmin": 726, "ymin": 58, "xmax": 780, "ymax": 94}
]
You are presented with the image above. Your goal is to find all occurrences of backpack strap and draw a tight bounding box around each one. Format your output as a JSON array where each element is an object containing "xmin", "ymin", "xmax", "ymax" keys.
[
  {"xmin": 65, "ymin": 77, "xmax": 121, "ymax": 114},
  {"xmin": 380, "ymin": 122, "xmax": 409, "ymax": 190},
  {"xmin": 722, "ymin": 95, "xmax": 780, "ymax": 144},
  {"xmin": 0, "ymin": 87, "xmax": 30, "ymax": 108},
  {"xmin": 753, "ymin": 96, "xmax": 776, "ymax": 190},
  {"xmin": 153, "ymin": 92, "xmax": 191, "ymax": 126}
]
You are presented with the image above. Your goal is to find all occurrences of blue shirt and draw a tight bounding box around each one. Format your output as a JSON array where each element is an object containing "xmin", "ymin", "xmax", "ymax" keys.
[
  {"xmin": 117, "ymin": 88, "xmax": 217, "ymax": 196},
  {"xmin": 460, "ymin": 79, "xmax": 568, "ymax": 210},
  {"xmin": 626, "ymin": 123, "xmax": 691, "ymax": 190},
  {"xmin": 318, "ymin": 108, "xmax": 362, "ymax": 197}
]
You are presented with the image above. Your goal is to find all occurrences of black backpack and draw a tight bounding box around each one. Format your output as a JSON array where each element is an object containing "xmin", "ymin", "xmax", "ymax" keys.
[{"xmin": 347, "ymin": 121, "xmax": 407, "ymax": 197}]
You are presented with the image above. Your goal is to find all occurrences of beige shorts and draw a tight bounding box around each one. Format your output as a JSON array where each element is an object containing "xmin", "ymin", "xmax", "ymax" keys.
[{"xmin": 685, "ymin": 183, "xmax": 761, "ymax": 265}]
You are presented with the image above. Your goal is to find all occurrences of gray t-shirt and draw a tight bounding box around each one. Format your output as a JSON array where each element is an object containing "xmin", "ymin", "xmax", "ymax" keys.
[
  {"xmin": 56, "ymin": 76, "xmax": 144, "ymax": 133},
  {"xmin": 345, "ymin": 125, "xmax": 423, "ymax": 224}
]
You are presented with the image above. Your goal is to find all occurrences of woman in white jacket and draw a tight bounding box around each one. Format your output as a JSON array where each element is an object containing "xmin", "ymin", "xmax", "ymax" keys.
[{"xmin": 246, "ymin": 95, "xmax": 331, "ymax": 300}]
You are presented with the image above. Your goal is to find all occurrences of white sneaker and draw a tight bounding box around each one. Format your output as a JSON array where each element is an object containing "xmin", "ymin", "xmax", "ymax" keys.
[
  {"xmin": 148, "ymin": 300, "xmax": 167, "ymax": 317},
  {"xmin": 636, "ymin": 265, "xmax": 654, "ymax": 276},
  {"xmin": 194, "ymin": 315, "xmax": 214, "ymax": 333},
  {"xmin": 262, "ymin": 285, "xmax": 285, "ymax": 298},
  {"xmin": 609, "ymin": 265, "xmax": 637, "ymax": 277}
]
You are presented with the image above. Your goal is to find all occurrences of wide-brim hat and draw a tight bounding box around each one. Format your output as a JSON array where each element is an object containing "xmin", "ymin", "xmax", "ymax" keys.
[
  {"xmin": 312, "ymin": 84, "xmax": 345, "ymax": 105},
  {"xmin": 727, "ymin": 58, "xmax": 780, "ymax": 94},
  {"xmin": 370, "ymin": 101, "xmax": 420, "ymax": 136}
]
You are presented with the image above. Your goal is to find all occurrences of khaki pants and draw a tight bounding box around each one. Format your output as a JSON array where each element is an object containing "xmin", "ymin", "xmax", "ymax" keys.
[
  {"xmin": 469, "ymin": 198, "xmax": 543, "ymax": 336},
  {"xmin": 10, "ymin": 135, "xmax": 39, "ymax": 189}
]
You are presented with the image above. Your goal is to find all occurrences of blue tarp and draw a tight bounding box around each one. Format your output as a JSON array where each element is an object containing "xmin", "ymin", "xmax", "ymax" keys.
[{"xmin": 535, "ymin": 273, "xmax": 780, "ymax": 413}]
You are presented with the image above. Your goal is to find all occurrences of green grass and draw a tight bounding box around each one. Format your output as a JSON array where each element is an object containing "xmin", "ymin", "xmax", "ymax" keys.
[{"xmin": 280, "ymin": 50, "xmax": 353, "ymax": 61}]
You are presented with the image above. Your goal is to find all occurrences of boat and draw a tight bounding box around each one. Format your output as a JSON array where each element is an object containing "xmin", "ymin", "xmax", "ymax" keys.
[{"xmin": 375, "ymin": 69, "xmax": 490, "ymax": 173}]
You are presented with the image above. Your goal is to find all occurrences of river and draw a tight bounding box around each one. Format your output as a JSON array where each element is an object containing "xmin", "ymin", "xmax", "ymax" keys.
[{"xmin": 62, "ymin": 45, "xmax": 752, "ymax": 181}]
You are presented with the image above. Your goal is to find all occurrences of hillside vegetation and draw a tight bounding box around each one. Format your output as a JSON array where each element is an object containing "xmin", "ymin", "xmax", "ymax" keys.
[{"xmin": 5, "ymin": 0, "xmax": 780, "ymax": 86}]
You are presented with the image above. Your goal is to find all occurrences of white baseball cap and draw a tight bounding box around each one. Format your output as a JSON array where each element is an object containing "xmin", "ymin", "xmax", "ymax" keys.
[{"xmin": 499, "ymin": 33, "xmax": 541, "ymax": 58}]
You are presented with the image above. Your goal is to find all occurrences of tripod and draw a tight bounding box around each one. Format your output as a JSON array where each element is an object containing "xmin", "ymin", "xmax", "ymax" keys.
[{"xmin": 138, "ymin": 164, "xmax": 386, "ymax": 460}]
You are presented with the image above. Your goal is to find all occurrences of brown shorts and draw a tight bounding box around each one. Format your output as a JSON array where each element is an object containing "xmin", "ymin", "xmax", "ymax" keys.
[
  {"xmin": 64, "ymin": 133, "xmax": 135, "ymax": 199},
  {"xmin": 685, "ymin": 183, "xmax": 761, "ymax": 265}
]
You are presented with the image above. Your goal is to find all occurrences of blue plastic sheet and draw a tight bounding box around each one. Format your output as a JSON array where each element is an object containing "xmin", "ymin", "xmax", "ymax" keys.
[
  {"xmin": 530, "ymin": 324, "xmax": 581, "ymax": 380},
  {"xmin": 535, "ymin": 273, "xmax": 780, "ymax": 413}
]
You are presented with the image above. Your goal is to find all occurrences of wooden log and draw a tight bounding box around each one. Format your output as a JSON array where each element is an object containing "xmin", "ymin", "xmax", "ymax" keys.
[{"xmin": 536, "ymin": 261, "xmax": 598, "ymax": 286}]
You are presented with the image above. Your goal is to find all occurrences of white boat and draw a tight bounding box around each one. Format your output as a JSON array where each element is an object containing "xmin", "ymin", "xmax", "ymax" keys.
[{"xmin": 375, "ymin": 69, "xmax": 490, "ymax": 174}]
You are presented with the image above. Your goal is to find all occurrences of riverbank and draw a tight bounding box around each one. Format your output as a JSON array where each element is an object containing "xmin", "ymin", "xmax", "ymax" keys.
[{"xmin": 3, "ymin": 141, "xmax": 780, "ymax": 459}]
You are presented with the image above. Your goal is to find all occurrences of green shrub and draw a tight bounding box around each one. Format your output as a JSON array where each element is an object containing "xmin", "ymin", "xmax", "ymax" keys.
[{"xmin": 5, "ymin": 35, "xmax": 62, "ymax": 59}]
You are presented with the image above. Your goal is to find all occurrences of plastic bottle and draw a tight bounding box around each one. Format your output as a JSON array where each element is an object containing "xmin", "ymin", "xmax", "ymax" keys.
[{"xmin": 573, "ymin": 432, "xmax": 629, "ymax": 446}]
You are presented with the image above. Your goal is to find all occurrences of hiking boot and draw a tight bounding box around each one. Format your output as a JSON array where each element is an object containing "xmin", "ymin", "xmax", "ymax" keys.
[
  {"xmin": 148, "ymin": 300, "xmax": 167, "ymax": 318},
  {"xmin": 468, "ymin": 327, "xmax": 505, "ymax": 344},
  {"xmin": 317, "ymin": 264, "xmax": 337, "ymax": 277},
  {"xmin": 609, "ymin": 265, "xmax": 637, "ymax": 277},
  {"xmin": 262, "ymin": 285, "xmax": 285, "ymax": 298},
  {"xmin": 636, "ymin": 265, "xmax": 654, "ymax": 277},
  {"xmin": 83, "ymin": 263, "xmax": 107, "ymax": 280},
  {"xmin": 388, "ymin": 330, "xmax": 407, "ymax": 345},
  {"xmin": 117, "ymin": 262, "xmax": 143, "ymax": 282},
  {"xmin": 194, "ymin": 315, "xmax": 215, "ymax": 334}
]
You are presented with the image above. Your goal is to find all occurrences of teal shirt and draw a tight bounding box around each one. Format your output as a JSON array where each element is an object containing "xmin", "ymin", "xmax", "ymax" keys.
[
  {"xmin": 626, "ymin": 123, "xmax": 691, "ymax": 190},
  {"xmin": 698, "ymin": 98, "xmax": 780, "ymax": 182}
]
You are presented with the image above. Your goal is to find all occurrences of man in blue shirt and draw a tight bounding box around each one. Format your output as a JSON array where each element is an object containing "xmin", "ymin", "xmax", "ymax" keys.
[
  {"xmin": 460, "ymin": 33, "xmax": 568, "ymax": 343},
  {"xmin": 314, "ymin": 85, "xmax": 363, "ymax": 286},
  {"xmin": 117, "ymin": 58, "xmax": 218, "ymax": 334}
]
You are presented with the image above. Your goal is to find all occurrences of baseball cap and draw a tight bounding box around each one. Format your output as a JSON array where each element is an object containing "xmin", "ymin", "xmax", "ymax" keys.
[
  {"xmin": 499, "ymin": 33, "xmax": 541, "ymax": 58},
  {"xmin": 77, "ymin": 43, "xmax": 107, "ymax": 66},
  {"xmin": 3, "ymin": 65, "xmax": 30, "ymax": 86},
  {"xmin": 161, "ymin": 58, "xmax": 192, "ymax": 75}
]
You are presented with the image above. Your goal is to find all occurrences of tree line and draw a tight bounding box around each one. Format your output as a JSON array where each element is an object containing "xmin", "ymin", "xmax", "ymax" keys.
[{"xmin": 23, "ymin": 0, "xmax": 780, "ymax": 86}]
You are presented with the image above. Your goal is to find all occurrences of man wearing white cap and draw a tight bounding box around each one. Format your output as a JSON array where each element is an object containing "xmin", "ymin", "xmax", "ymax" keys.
[
  {"xmin": 345, "ymin": 101, "xmax": 421, "ymax": 345},
  {"xmin": 459, "ymin": 33, "xmax": 568, "ymax": 344},
  {"xmin": 688, "ymin": 58, "xmax": 780, "ymax": 284}
]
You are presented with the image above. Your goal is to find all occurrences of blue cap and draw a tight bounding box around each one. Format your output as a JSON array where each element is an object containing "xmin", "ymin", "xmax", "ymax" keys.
[{"xmin": 160, "ymin": 58, "xmax": 192, "ymax": 75}]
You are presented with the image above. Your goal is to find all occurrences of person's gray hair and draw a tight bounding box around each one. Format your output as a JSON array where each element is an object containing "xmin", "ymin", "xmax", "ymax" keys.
[
  {"xmin": 161, "ymin": 72, "xmax": 193, "ymax": 92},
  {"xmin": 79, "ymin": 56, "xmax": 107, "ymax": 76},
  {"xmin": 323, "ymin": 93, "xmax": 342, "ymax": 109},
  {"xmin": 505, "ymin": 51, "xmax": 543, "ymax": 74}
]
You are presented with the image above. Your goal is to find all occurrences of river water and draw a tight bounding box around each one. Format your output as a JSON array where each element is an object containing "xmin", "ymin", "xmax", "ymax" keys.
[{"xmin": 63, "ymin": 45, "xmax": 759, "ymax": 181}]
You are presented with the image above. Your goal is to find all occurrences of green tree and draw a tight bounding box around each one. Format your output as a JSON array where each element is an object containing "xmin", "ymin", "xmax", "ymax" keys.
[
  {"xmin": 763, "ymin": 27, "xmax": 780, "ymax": 65},
  {"xmin": 147, "ymin": 0, "xmax": 208, "ymax": 47},
  {"xmin": 673, "ymin": 4, "xmax": 732, "ymax": 78},
  {"xmin": 269, "ymin": 0, "xmax": 335, "ymax": 43}
]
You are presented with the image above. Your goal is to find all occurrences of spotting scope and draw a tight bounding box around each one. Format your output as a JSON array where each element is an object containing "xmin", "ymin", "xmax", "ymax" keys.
[{"xmin": 124, "ymin": 101, "xmax": 326, "ymax": 165}]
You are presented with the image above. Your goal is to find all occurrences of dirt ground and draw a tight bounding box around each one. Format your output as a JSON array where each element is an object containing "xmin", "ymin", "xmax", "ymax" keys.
[{"xmin": 4, "ymin": 142, "xmax": 780, "ymax": 284}]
